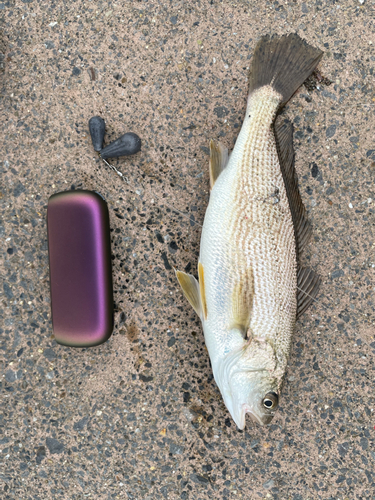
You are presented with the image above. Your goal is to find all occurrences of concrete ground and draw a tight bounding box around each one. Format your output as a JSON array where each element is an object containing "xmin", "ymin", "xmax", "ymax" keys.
[{"xmin": 1, "ymin": 0, "xmax": 374, "ymax": 499}]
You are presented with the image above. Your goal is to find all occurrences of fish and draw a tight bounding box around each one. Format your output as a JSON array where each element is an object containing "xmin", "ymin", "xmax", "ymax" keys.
[{"xmin": 175, "ymin": 34, "xmax": 323, "ymax": 429}]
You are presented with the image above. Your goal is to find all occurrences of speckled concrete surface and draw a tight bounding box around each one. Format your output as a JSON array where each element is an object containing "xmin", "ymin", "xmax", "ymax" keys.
[{"xmin": 1, "ymin": 1, "xmax": 375, "ymax": 499}]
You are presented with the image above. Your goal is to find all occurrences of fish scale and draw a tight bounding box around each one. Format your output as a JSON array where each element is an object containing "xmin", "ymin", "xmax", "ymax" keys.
[
  {"xmin": 205, "ymin": 86, "xmax": 296, "ymax": 352},
  {"xmin": 176, "ymin": 33, "xmax": 323, "ymax": 428}
]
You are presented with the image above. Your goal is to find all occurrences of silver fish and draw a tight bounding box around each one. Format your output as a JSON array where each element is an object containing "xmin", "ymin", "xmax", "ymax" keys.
[{"xmin": 176, "ymin": 34, "xmax": 323, "ymax": 429}]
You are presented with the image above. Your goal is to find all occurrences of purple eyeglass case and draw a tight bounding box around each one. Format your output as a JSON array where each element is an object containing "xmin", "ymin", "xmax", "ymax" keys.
[{"xmin": 47, "ymin": 190, "xmax": 113, "ymax": 347}]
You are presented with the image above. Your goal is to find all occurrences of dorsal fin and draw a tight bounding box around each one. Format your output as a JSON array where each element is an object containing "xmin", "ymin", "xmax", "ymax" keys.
[
  {"xmin": 209, "ymin": 140, "xmax": 229, "ymax": 190},
  {"xmin": 274, "ymin": 118, "xmax": 312, "ymax": 257},
  {"xmin": 175, "ymin": 270, "xmax": 202, "ymax": 318},
  {"xmin": 297, "ymin": 267, "xmax": 321, "ymax": 318}
]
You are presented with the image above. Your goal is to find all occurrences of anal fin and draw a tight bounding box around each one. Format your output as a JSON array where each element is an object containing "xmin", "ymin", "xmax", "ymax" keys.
[
  {"xmin": 209, "ymin": 139, "xmax": 229, "ymax": 190},
  {"xmin": 175, "ymin": 270, "xmax": 202, "ymax": 318},
  {"xmin": 297, "ymin": 267, "xmax": 321, "ymax": 318}
]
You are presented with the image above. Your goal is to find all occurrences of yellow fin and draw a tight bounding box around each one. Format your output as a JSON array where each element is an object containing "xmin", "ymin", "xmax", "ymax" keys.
[
  {"xmin": 175, "ymin": 270, "xmax": 202, "ymax": 318},
  {"xmin": 230, "ymin": 268, "xmax": 254, "ymax": 335},
  {"xmin": 198, "ymin": 262, "xmax": 208, "ymax": 319},
  {"xmin": 209, "ymin": 139, "xmax": 229, "ymax": 190}
]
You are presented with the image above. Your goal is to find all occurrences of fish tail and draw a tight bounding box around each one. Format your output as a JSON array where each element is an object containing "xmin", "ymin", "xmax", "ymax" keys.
[{"xmin": 248, "ymin": 33, "xmax": 323, "ymax": 107}]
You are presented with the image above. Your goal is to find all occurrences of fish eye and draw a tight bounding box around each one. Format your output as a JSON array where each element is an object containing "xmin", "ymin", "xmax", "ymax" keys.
[{"xmin": 262, "ymin": 392, "xmax": 279, "ymax": 410}]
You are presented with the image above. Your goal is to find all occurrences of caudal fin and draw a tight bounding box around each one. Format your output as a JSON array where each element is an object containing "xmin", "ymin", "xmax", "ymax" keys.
[{"xmin": 248, "ymin": 33, "xmax": 323, "ymax": 107}]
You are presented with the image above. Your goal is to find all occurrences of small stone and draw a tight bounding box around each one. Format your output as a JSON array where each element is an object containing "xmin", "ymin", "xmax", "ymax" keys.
[
  {"xmin": 263, "ymin": 478, "xmax": 276, "ymax": 489},
  {"xmin": 36, "ymin": 446, "xmax": 46, "ymax": 464},
  {"xmin": 43, "ymin": 348, "xmax": 56, "ymax": 361},
  {"xmin": 311, "ymin": 162, "xmax": 319, "ymax": 178},
  {"xmin": 73, "ymin": 417, "xmax": 89, "ymax": 431},
  {"xmin": 5, "ymin": 369, "xmax": 16, "ymax": 383},
  {"xmin": 169, "ymin": 442, "xmax": 184, "ymax": 454},
  {"xmin": 160, "ymin": 252, "xmax": 172, "ymax": 270},
  {"xmin": 331, "ymin": 269, "xmax": 344, "ymax": 279},
  {"xmin": 3, "ymin": 283, "xmax": 13, "ymax": 299},
  {"xmin": 46, "ymin": 437, "xmax": 64, "ymax": 454},
  {"xmin": 168, "ymin": 241, "xmax": 178, "ymax": 254},
  {"xmin": 326, "ymin": 125, "xmax": 336, "ymax": 138},
  {"xmin": 360, "ymin": 437, "xmax": 368, "ymax": 450},
  {"xmin": 167, "ymin": 337, "xmax": 176, "ymax": 347},
  {"xmin": 13, "ymin": 182, "xmax": 25, "ymax": 197},
  {"xmin": 214, "ymin": 106, "xmax": 229, "ymax": 118},
  {"xmin": 337, "ymin": 442, "xmax": 349, "ymax": 457},
  {"xmin": 190, "ymin": 473, "xmax": 209, "ymax": 484}
]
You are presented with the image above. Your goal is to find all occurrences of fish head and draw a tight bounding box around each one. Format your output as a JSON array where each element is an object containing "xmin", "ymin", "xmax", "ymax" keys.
[
  {"xmin": 221, "ymin": 369, "xmax": 279, "ymax": 429},
  {"xmin": 214, "ymin": 341, "xmax": 281, "ymax": 429}
]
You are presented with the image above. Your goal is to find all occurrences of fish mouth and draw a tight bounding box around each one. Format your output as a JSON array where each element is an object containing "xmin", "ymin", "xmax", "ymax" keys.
[
  {"xmin": 232, "ymin": 404, "xmax": 274, "ymax": 429},
  {"xmin": 246, "ymin": 409, "xmax": 274, "ymax": 426}
]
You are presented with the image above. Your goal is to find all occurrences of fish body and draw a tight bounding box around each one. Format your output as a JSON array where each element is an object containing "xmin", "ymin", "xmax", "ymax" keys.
[
  {"xmin": 176, "ymin": 34, "xmax": 323, "ymax": 429},
  {"xmin": 201, "ymin": 85, "xmax": 296, "ymax": 427}
]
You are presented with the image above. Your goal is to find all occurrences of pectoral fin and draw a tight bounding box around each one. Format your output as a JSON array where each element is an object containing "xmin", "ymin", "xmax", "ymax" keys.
[
  {"xmin": 209, "ymin": 139, "xmax": 229, "ymax": 190},
  {"xmin": 198, "ymin": 262, "xmax": 208, "ymax": 320},
  {"xmin": 175, "ymin": 269, "xmax": 202, "ymax": 318},
  {"xmin": 230, "ymin": 269, "xmax": 254, "ymax": 336}
]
